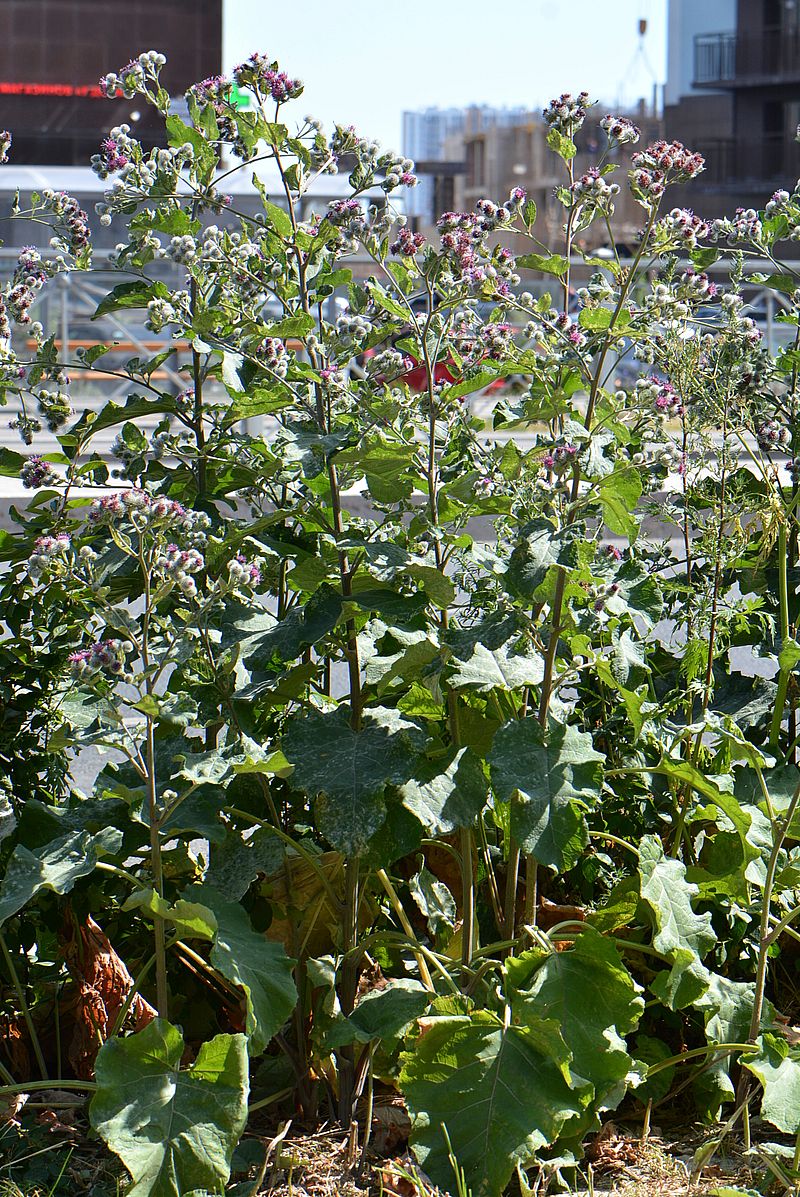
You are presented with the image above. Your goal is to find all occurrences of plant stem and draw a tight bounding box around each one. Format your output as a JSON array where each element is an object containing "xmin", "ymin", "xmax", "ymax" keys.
[
  {"xmin": 145, "ymin": 714, "xmax": 168, "ymax": 1020},
  {"xmin": 376, "ymin": 870, "xmax": 435, "ymax": 991},
  {"xmin": 770, "ymin": 521, "xmax": 791, "ymax": 750},
  {"xmin": 737, "ymin": 773, "xmax": 800, "ymax": 1103},
  {"xmin": 337, "ymin": 856, "xmax": 361, "ymax": 1125},
  {"xmin": 0, "ymin": 931, "xmax": 48, "ymax": 1080},
  {"xmin": 503, "ymin": 840, "xmax": 521, "ymax": 943}
]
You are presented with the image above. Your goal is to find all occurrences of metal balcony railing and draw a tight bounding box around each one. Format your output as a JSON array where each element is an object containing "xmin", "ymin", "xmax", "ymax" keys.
[
  {"xmin": 694, "ymin": 137, "xmax": 800, "ymax": 186},
  {"xmin": 694, "ymin": 30, "xmax": 800, "ymax": 86}
]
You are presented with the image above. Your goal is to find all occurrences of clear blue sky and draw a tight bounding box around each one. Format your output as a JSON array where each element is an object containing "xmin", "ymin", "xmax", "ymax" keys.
[{"xmin": 223, "ymin": 0, "xmax": 667, "ymax": 152}]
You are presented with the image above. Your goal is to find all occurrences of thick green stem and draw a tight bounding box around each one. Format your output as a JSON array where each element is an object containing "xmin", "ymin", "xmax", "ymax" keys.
[
  {"xmin": 770, "ymin": 522, "xmax": 791, "ymax": 751},
  {"xmin": 504, "ymin": 840, "xmax": 521, "ymax": 943},
  {"xmin": 337, "ymin": 856, "xmax": 360, "ymax": 1125},
  {"xmin": 737, "ymin": 771, "xmax": 800, "ymax": 1103},
  {"xmin": 146, "ymin": 716, "xmax": 168, "ymax": 1020}
]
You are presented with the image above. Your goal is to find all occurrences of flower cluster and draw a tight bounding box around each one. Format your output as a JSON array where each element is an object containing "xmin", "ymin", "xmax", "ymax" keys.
[
  {"xmin": 233, "ymin": 53, "xmax": 303, "ymax": 102},
  {"xmin": 473, "ymin": 475, "xmax": 499, "ymax": 497},
  {"xmin": 88, "ymin": 489, "xmax": 211, "ymax": 544},
  {"xmin": 571, "ymin": 168, "xmax": 620, "ymax": 210},
  {"xmin": 228, "ymin": 554, "xmax": 262, "ymax": 588},
  {"xmin": 154, "ymin": 544, "xmax": 205, "ymax": 598},
  {"xmin": 678, "ymin": 268, "xmax": 717, "ymax": 303},
  {"xmin": 543, "ymin": 91, "xmax": 591, "ymax": 134},
  {"xmin": 712, "ymin": 208, "xmax": 764, "ymax": 245},
  {"xmin": 481, "ymin": 323, "xmax": 515, "ymax": 360},
  {"xmin": 636, "ymin": 376, "xmax": 683, "ymax": 417},
  {"xmin": 366, "ymin": 347, "xmax": 409, "ymax": 379},
  {"xmin": 41, "ymin": 190, "xmax": 91, "ymax": 256},
  {"xmin": 91, "ymin": 125, "xmax": 138, "ymax": 178},
  {"xmin": 99, "ymin": 51, "xmax": 166, "ymax": 99},
  {"xmin": 68, "ymin": 638, "xmax": 133, "ymax": 682},
  {"xmin": 336, "ymin": 312, "xmax": 372, "ymax": 345},
  {"xmin": 756, "ymin": 419, "xmax": 791, "ymax": 453},
  {"xmin": 380, "ymin": 152, "xmax": 417, "ymax": 193},
  {"xmin": 391, "ymin": 228, "xmax": 426, "ymax": 257},
  {"xmin": 600, "ymin": 115, "xmax": 640, "ymax": 145},
  {"xmin": 436, "ymin": 208, "xmax": 519, "ymax": 294},
  {"xmin": 166, "ymin": 235, "xmax": 198, "ymax": 265},
  {"xmin": 326, "ymin": 198, "xmax": 368, "ymax": 247},
  {"xmin": 256, "ymin": 336, "xmax": 289, "ymax": 377},
  {"xmin": 21, "ymin": 456, "xmax": 61, "ymax": 489},
  {"xmin": 189, "ymin": 74, "xmax": 231, "ymax": 107},
  {"xmin": 656, "ymin": 207, "xmax": 711, "ymax": 249},
  {"xmin": 630, "ymin": 140, "xmax": 704, "ymax": 203},
  {"xmin": 6, "ymin": 246, "xmax": 49, "ymax": 325},
  {"xmin": 28, "ymin": 533, "xmax": 70, "ymax": 577},
  {"xmin": 542, "ymin": 442, "xmax": 579, "ymax": 471}
]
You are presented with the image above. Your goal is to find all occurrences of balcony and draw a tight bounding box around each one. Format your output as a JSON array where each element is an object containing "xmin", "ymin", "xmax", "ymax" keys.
[
  {"xmin": 693, "ymin": 137, "xmax": 800, "ymax": 187},
  {"xmin": 694, "ymin": 30, "xmax": 800, "ymax": 87}
]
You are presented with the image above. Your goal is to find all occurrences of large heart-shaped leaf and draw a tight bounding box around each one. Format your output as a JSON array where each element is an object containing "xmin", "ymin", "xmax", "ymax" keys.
[
  {"xmin": 399, "ymin": 747, "xmax": 488, "ymax": 835},
  {"xmin": 189, "ymin": 885, "xmax": 297, "ymax": 1054},
  {"xmin": 638, "ymin": 835, "xmax": 715, "ymax": 1009},
  {"xmin": 400, "ymin": 1010, "xmax": 589, "ymax": 1197},
  {"xmin": 489, "ymin": 718, "xmax": 604, "ymax": 870},
  {"xmin": 505, "ymin": 927, "xmax": 643, "ymax": 1106},
  {"xmin": 0, "ymin": 828, "xmax": 122, "ymax": 925},
  {"xmin": 742, "ymin": 1033, "xmax": 800, "ymax": 1133},
  {"xmin": 282, "ymin": 706, "xmax": 423, "ymax": 854},
  {"xmin": 90, "ymin": 1020, "xmax": 248, "ymax": 1197}
]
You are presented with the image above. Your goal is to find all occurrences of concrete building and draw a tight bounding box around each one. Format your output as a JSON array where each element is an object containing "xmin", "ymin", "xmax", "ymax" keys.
[
  {"xmin": 401, "ymin": 108, "xmax": 467, "ymax": 222},
  {"xmin": 665, "ymin": 0, "xmax": 800, "ymax": 207},
  {"xmin": 0, "ymin": 0, "xmax": 222, "ymax": 164}
]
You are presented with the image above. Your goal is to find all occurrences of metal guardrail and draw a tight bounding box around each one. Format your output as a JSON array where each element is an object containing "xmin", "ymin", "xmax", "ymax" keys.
[
  {"xmin": 0, "ymin": 251, "xmax": 793, "ymax": 463},
  {"xmin": 694, "ymin": 29, "xmax": 800, "ymax": 86}
]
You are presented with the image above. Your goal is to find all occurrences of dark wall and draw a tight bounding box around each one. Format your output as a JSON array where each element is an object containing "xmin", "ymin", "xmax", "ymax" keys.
[{"xmin": 0, "ymin": 0, "xmax": 222, "ymax": 164}]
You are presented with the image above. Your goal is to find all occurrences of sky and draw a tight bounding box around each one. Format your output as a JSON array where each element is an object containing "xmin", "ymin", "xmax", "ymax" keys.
[{"xmin": 223, "ymin": 0, "xmax": 668, "ymax": 153}]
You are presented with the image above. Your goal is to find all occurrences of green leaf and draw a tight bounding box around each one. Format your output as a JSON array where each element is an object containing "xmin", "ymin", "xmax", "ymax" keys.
[
  {"xmin": 638, "ymin": 834, "xmax": 714, "ymax": 1009},
  {"xmin": 694, "ymin": 975, "xmax": 768, "ymax": 1118},
  {"xmin": 263, "ymin": 312, "xmax": 315, "ymax": 338},
  {"xmin": 598, "ymin": 467, "xmax": 642, "ymax": 541},
  {"xmin": 742, "ymin": 1033, "xmax": 800, "ymax": 1133},
  {"xmin": 449, "ymin": 639, "xmax": 544, "ymax": 692},
  {"xmin": 400, "ymin": 1011, "xmax": 589, "ymax": 1197},
  {"xmin": 578, "ymin": 307, "xmax": 614, "ymax": 331},
  {"xmin": 0, "ymin": 828, "xmax": 123, "ymax": 925},
  {"xmin": 262, "ymin": 199, "xmax": 293, "ymax": 239},
  {"xmin": 409, "ymin": 861, "xmax": 456, "ymax": 939},
  {"xmin": 122, "ymin": 889, "xmax": 217, "ymax": 941},
  {"xmin": 505, "ymin": 927, "xmax": 643, "ymax": 1107},
  {"xmin": 399, "ymin": 747, "xmax": 488, "ymax": 835},
  {"xmin": 0, "ymin": 448, "xmax": 25, "ymax": 477},
  {"xmin": 404, "ymin": 563, "xmax": 455, "ymax": 609},
  {"xmin": 546, "ymin": 128, "xmax": 577, "ymax": 160},
  {"xmin": 0, "ymin": 793, "xmax": 15, "ymax": 844},
  {"xmin": 328, "ymin": 979, "xmax": 431, "ymax": 1047},
  {"xmin": 489, "ymin": 718, "xmax": 604, "ymax": 871},
  {"xmin": 521, "ymin": 198, "xmax": 537, "ymax": 230},
  {"xmin": 189, "ymin": 886, "xmax": 297, "ymax": 1054},
  {"xmin": 516, "ymin": 253, "xmax": 570, "ymax": 278},
  {"xmin": 282, "ymin": 706, "xmax": 423, "ymax": 855},
  {"xmin": 93, "ymin": 280, "xmax": 169, "ymax": 319},
  {"xmin": 90, "ymin": 1020, "xmax": 249, "ymax": 1197},
  {"xmin": 506, "ymin": 520, "xmax": 582, "ymax": 600},
  {"xmin": 778, "ymin": 636, "xmax": 800, "ymax": 672}
]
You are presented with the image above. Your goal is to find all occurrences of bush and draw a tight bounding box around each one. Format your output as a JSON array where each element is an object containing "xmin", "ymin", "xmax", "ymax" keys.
[{"xmin": 2, "ymin": 52, "xmax": 800, "ymax": 1197}]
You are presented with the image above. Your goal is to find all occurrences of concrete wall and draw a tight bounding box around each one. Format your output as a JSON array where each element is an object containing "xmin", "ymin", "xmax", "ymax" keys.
[{"xmin": 665, "ymin": 0, "xmax": 737, "ymax": 105}]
